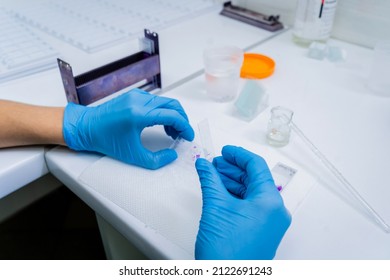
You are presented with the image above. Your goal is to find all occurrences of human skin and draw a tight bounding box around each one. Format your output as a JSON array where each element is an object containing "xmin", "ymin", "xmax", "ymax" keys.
[{"xmin": 0, "ymin": 100, "xmax": 65, "ymax": 148}]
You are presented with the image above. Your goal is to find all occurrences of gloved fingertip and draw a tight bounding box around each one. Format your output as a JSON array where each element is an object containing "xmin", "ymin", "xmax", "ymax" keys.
[
  {"xmin": 179, "ymin": 126, "xmax": 195, "ymax": 142},
  {"xmin": 149, "ymin": 149, "xmax": 178, "ymax": 170},
  {"xmin": 195, "ymin": 158, "xmax": 221, "ymax": 184},
  {"xmin": 221, "ymin": 145, "xmax": 241, "ymax": 157},
  {"xmin": 164, "ymin": 126, "xmax": 178, "ymax": 139},
  {"xmin": 211, "ymin": 156, "xmax": 222, "ymax": 168},
  {"xmin": 195, "ymin": 157, "xmax": 230, "ymax": 202},
  {"xmin": 195, "ymin": 157, "xmax": 212, "ymax": 170}
]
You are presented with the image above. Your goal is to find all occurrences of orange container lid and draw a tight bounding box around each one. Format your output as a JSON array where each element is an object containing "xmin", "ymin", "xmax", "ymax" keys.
[{"xmin": 240, "ymin": 53, "xmax": 275, "ymax": 79}]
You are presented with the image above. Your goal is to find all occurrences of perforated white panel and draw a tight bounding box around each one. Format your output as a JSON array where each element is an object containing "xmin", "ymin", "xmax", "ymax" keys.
[{"xmin": 79, "ymin": 140, "xmax": 203, "ymax": 257}]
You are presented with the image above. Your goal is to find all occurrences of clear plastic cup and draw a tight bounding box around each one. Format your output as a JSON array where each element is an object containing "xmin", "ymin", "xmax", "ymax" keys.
[
  {"xmin": 203, "ymin": 46, "xmax": 244, "ymax": 102},
  {"xmin": 367, "ymin": 40, "xmax": 390, "ymax": 97}
]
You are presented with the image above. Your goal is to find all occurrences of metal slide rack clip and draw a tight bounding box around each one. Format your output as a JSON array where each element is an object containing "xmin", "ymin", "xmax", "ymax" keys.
[
  {"xmin": 58, "ymin": 29, "xmax": 161, "ymax": 105},
  {"xmin": 220, "ymin": 1, "xmax": 283, "ymax": 32}
]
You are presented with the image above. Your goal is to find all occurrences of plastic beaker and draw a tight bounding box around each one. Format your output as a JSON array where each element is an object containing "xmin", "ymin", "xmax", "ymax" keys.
[
  {"xmin": 203, "ymin": 46, "xmax": 243, "ymax": 102},
  {"xmin": 266, "ymin": 106, "xmax": 294, "ymax": 147}
]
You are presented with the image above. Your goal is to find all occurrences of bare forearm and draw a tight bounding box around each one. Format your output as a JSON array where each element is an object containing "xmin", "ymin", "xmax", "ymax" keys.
[{"xmin": 0, "ymin": 100, "xmax": 65, "ymax": 148}]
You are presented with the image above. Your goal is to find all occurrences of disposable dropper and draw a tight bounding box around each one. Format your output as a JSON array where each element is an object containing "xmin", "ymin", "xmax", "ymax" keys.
[{"xmin": 291, "ymin": 121, "xmax": 390, "ymax": 233}]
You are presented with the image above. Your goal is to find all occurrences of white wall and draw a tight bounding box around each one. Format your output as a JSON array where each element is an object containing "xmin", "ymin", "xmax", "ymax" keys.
[
  {"xmin": 333, "ymin": 0, "xmax": 390, "ymax": 48},
  {"xmin": 231, "ymin": 0, "xmax": 390, "ymax": 48}
]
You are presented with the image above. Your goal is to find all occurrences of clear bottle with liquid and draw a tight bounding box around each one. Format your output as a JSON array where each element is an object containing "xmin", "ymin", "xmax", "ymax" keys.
[{"xmin": 292, "ymin": 0, "xmax": 338, "ymax": 46}]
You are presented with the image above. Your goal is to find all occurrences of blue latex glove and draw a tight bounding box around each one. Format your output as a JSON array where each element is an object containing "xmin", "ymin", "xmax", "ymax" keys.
[
  {"xmin": 63, "ymin": 88, "xmax": 194, "ymax": 169},
  {"xmin": 195, "ymin": 145, "xmax": 291, "ymax": 260}
]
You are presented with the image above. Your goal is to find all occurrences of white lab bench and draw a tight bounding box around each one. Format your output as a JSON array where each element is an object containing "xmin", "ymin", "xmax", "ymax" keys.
[
  {"xmin": 0, "ymin": 8, "xmax": 283, "ymax": 256},
  {"xmin": 47, "ymin": 29, "xmax": 390, "ymax": 259},
  {"xmin": 1, "ymin": 6, "xmax": 390, "ymax": 259}
]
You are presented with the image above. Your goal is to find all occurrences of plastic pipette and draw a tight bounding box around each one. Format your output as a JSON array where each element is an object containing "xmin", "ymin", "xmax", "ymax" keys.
[{"xmin": 291, "ymin": 121, "xmax": 390, "ymax": 233}]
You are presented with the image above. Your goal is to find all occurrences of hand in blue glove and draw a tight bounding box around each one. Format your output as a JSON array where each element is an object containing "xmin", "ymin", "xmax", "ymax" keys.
[
  {"xmin": 63, "ymin": 88, "xmax": 194, "ymax": 170},
  {"xmin": 195, "ymin": 145, "xmax": 291, "ymax": 260}
]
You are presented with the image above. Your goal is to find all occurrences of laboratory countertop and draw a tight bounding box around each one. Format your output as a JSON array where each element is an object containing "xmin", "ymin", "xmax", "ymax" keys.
[
  {"xmin": 0, "ymin": 146, "xmax": 48, "ymax": 198},
  {"xmin": 0, "ymin": 7, "xmax": 278, "ymax": 199},
  {"xmin": 46, "ymin": 28, "xmax": 390, "ymax": 259}
]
